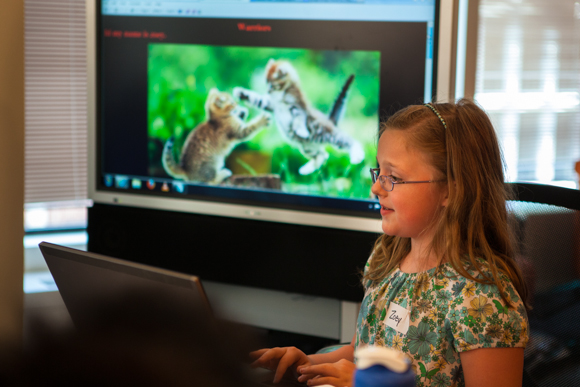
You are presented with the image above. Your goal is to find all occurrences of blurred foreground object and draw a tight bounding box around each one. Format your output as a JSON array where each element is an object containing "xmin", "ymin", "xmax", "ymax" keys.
[{"xmin": 0, "ymin": 291, "xmax": 261, "ymax": 387}]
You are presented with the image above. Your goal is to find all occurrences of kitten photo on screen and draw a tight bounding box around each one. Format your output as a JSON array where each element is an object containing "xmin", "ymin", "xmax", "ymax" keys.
[{"xmin": 148, "ymin": 44, "xmax": 379, "ymax": 199}]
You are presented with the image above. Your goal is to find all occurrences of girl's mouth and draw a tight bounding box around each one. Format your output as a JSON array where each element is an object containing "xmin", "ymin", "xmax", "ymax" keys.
[{"xmin": 380, "ymin": 205, "xmax": 393, "ymax": 215}]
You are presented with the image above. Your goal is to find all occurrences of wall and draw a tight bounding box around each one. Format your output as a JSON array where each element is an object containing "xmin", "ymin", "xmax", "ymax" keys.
[{"xmin": 0, "ymin": 0, "xmax": 24, "ymax": 348}]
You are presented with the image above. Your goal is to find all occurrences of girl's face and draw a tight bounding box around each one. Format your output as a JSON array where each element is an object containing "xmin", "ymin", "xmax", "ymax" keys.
[{"xmin": 371, "ymin": 129, "xmax": 448, "ymax": 243}]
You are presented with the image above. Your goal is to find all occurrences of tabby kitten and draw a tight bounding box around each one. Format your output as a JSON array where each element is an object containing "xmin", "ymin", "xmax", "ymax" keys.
[
  {"xmin": 233, "ymin": 59, "xmax": 364, "ymax": 175},
  {"xmin": 162, "ymin": 88, "xmax": 270, "ymax": 184}
]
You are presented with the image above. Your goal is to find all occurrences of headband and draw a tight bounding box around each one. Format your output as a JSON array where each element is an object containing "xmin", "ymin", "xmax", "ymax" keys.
[{"xmin": 424, "ymin": 103, "xmax": 447, "ymax": 129}]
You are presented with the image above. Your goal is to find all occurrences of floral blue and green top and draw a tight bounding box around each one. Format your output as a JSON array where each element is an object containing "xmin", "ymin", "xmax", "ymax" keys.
[{"xmin": 355, "ymin": 258, "xmax": 528, "ymax": 387}]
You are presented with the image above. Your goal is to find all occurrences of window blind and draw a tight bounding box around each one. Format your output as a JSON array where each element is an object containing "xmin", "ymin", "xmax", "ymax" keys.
[
  {"xmin": 475, "ymin": 0, "xmax": 580, "ymax": 187},
  {"xmin": 24, "ymin": 0, "xmax": 87, "ymax": 204}
]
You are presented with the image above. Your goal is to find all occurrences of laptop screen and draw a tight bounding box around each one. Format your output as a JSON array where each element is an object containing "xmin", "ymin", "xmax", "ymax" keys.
[{"xmin": 39, "ymin": 242, "xmax": 211, "ymax": 330}]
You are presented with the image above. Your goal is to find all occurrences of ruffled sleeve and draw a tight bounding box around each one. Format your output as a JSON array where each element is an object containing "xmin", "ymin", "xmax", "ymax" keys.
[{"xmin": 446, "ymin": 276, "xmax": 529, "ymax": 353}]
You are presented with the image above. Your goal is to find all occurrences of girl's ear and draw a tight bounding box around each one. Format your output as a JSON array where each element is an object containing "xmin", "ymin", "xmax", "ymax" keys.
[{"xmin": 441, "ymin": 181, "xmax": 451, "ymax": 207}]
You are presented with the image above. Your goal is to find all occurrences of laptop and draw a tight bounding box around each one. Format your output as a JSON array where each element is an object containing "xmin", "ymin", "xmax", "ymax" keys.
[
  {"xmin": 38, "ymin": 242, "xmax": 212, "ymax": 330},
  {"xmin": 39, "ymin": 242, "xmax": 308, "ymax": 386}
]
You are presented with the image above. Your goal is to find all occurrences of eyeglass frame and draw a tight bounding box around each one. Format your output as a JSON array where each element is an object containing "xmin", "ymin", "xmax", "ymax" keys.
[{"xmin": 370, "ymin": 168, "xmax": 446, "ymax": 192}]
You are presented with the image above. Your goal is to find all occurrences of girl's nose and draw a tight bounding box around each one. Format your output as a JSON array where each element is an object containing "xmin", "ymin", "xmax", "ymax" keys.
[{"xmin": 371, "ymin": 179, "xmax": 386, "ymax": 197}]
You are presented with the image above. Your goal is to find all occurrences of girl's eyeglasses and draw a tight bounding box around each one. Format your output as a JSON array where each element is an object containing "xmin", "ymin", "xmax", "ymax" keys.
[{"xmin": 370, "ymin": 168, "xmax": 445, "ymax": 192}]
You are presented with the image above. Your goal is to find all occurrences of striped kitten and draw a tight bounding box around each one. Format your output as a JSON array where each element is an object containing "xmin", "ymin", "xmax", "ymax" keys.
[{"xmin": 234, "ymin": 59, "xmax": 364, "ymax": 175}]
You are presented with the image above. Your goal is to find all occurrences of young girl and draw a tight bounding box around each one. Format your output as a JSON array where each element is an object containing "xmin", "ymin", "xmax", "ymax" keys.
[{"xmin": 250, "ymin": 99, "xmax": 529, "ymax": 387}]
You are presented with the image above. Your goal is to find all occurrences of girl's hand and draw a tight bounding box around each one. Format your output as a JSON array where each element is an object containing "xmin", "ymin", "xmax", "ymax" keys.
[
  {"xmin": 249, "ymin": 347, "xmax": 312, "ymax": 384},
  {"xmin": 297, "ymin": 359, "xmax": 356, "ymax": 387}
]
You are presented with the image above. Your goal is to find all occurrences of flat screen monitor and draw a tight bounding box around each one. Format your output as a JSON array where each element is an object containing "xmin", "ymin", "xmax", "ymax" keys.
[{"xmin": 88, "ymin": 0, "xmax": 453, "ymax": 233}]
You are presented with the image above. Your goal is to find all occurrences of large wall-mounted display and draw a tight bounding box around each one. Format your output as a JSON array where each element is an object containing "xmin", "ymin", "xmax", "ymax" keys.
[{"xmin": 87, "ymin": 0, "xmax": 454, "ymax": 301}]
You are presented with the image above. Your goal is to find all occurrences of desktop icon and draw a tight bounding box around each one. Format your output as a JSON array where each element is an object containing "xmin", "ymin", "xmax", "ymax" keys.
[
  {"xmin": 172, "ymin": 181, "xmax": 185, "ymax": 193},
  {"xmin": 131, "ymin": 179, "xmax": 142, "ymax": 189},
  {"xmin": 161, "ymin": 182, "xmax": 170, "ymax": 192},
  {"xmin": 146, "ymin": 179, "xmax": 156, "ymax": 190},
  {"xmin": 115, "ymin": 176, "xmax": 129, "ymax": 189},
  {"xmin": 104, "ymin": 175, "xmax": 114, "ymax": 187}
]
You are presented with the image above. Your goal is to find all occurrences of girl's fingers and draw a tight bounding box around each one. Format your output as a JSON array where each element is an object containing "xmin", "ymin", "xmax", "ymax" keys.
[
  {"xmin": 307, "ymin": 375, "xmax": 335, "ymax": 386},
  {"xmin": 250, "ymin": 348, "xmax": 284, "ymax": 368},
  {"xmin": 273, "ymin": 366, "xmax": 287, "ymax": 384},
  {"xmin": 299, "ymin": 361, "xmax": 355, "ymax": 387},
  {"xmin": 273, "ymin": 351, "xmax": 299, "ymax": 383},
  {"xmin": 297, "ymin": 373, "xmax": 316, "ymax": 383},
  {"xmin": 249, "ymin": 348, "xmax": 270, "ymax": 359},
  {"xmin": 300, "ymin": 364, "xmax": 338, "ymax": 378},
  {"xmin": 249, "ymin": 346, "xmax": 310, "ymax": 383}
]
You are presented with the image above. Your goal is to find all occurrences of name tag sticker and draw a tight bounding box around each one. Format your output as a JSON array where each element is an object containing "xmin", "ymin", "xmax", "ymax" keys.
[{"xmin": 386, "ymin": 302, "xmax": 410, "ymax": 335}]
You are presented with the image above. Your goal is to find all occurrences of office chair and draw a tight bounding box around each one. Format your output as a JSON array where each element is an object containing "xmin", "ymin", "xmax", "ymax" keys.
[{"xmin": 508, "ymin": 182, "xmax": 580, "ymax": 387}]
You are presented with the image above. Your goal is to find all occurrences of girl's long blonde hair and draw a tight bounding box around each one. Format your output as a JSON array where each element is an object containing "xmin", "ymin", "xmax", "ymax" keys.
[{"xmin": 364, "ymin": 99, "xmax": 529, "ymax": 309}]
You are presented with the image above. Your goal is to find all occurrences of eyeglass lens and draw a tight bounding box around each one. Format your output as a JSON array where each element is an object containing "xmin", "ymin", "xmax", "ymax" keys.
[{"xmin": 370, "ymin": 168, "xmax": 394, "ymax": 191}]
